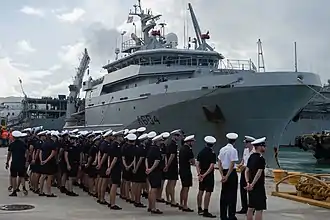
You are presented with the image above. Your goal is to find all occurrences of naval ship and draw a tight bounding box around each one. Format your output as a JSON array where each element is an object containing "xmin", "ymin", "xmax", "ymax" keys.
[{"xmin": 64, "ymin": 0, "xmax": 322, "ymax": 168}]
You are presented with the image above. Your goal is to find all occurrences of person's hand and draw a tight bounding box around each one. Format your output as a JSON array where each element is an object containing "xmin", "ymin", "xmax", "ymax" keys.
[
  {"xmin": 106, "ymin": 168, "xmax": 111, "ymax": 175},
  {"xmin": 67, "ymin": 165, "xmax": 71, "ymax": 171},
  {"xmin": 146, "ymin": 168, "xmax": 151, "ymax": 174},
  {"xmin": 163, "ymin": 166, "xmax": 168, "ymax": 172},
  {"xmin": 221, "ymin": 176, "xmax": 228, "ymax": 183},
  {"xmin": 41, "ymin": 161, "xmax": 46, "ymax": 165}
]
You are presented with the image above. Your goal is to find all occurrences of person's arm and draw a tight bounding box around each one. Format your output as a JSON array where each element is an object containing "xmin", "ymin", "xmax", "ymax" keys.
[
  {"xmin": 149, "ymin": 160, "xmax": 160, "ymax": 172},
  {"xmin": 251, "ymin": 157, "xmax": 266, "ymax": 187},
  {"xmin": 217, "ymin": 151, "xmax": 224, "ymax": 177}
]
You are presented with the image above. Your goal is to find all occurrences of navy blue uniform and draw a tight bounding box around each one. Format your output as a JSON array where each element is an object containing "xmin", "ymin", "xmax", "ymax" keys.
[{"xmin": 8, "ymin": 140, "xmax": 27, "ymax": 177}]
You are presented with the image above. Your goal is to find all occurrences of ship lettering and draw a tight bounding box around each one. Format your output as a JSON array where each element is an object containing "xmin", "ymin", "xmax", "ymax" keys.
[{"xmin": 137, "ymin": 115, "xmax": 160, "ymax": 126}]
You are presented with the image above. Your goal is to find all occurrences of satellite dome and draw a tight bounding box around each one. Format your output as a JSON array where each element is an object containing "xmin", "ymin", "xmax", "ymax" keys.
[{"xmin": 165, "ymin": 32, "xmax": 178, "ymax": 48}]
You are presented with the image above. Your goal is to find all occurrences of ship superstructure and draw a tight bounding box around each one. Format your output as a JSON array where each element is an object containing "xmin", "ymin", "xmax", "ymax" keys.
[{"xmin": 64, "ymin": 0, "xmax": 322, "ymax": 168}]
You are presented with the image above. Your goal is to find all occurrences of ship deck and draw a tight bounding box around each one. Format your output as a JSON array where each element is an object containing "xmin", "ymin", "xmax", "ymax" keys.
[{"xmin": 0, "ymin": 148, "xmax": 328, "ymax": 220}]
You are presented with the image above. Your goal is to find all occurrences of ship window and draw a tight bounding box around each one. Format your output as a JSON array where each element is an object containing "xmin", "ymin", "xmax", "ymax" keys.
[
  {"xmin": 118, "ymin": 108, "xmax": 120, "ymax": 111},
  {"xmin": 12, "ymin": 113, "xmax": 14, "ymax": 116},
  {"xmin": 133, "ymin": 106, "xmax": 136, "ymax": 109},
  {"xmin": 125, "ymin": 85, "xmax": 129, "ymax": 89},
  {"xmin": 191, "ymin": 58, "xmax": 197, "ymax": 66},
  {"xmin": 134, "ymin": 84, "xmax": 137, "ymax": 87},
  {"xmin": 120, "ymin": 97, "xmax": 128, "ymax": 100}
]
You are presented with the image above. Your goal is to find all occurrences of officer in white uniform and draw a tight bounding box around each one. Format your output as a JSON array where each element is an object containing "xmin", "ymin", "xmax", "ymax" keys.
[
  {"xmin": 237, "ymin": 136, "xmax": 256, "ymax": 214},
  {"xmin": 218, "ymin": 133, "xmax": 239, "ymax": 220}
]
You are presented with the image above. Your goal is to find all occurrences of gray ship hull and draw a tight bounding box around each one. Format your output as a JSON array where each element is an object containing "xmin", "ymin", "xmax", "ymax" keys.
[{"xmin": 84, "ymin": 85, "xmax": 316, "ymax": 168}]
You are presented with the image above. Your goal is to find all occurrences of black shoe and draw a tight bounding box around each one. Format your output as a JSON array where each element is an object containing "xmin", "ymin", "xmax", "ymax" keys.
[
  {"xmin": 236, "ymin": 209, "xmax": 247, "ymax": 214},
  {"xmin": 151, "ymin": 209, "xmax": 163, "ymax": 214},
  {"xmin": 46, "ymin": 193, "xmax": 57, "ymax": 197},
  {"xmin": 110, "ymin": 205, "xmax": 122, "ymax": 210},
  {"xmin": 198, "ymin": 208, "xmax": 204, "ymax": 215},
  {"xmin": 60, "ymin": 186, "xmax": 67, "ymax": 193},
  {"xmin": 182, "ymin": 207, "xmax": 194, "ymax": 212},
  {"xmin": 9, "ymin": 191, "xmax": 17, "ymax": 197},
  {"xmin": 203, "ymin": 212, "xmax": 216, "ymax": 218},
  {"xmin": 134, "ymin": 203, "xmax": 147, "ymax": 208}
]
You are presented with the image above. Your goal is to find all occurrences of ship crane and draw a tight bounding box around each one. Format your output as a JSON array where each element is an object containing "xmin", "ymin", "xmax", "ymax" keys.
[
  {"xmin": 187, "ymin": 3, "xmax": 213, "ymax": 51},
  {"xmin": 18, "ymin": 78, "xmax": 27, "ymax": 99},
  {"xmin": 64, "ymin": 48, "xmax": 90, "ymax": 126}
]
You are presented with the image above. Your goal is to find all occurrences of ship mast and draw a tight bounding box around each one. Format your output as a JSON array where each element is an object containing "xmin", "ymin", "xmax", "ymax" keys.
[
  {"xmin": 65, "ymin": 48, "xmax": 90, "ymax": 125},
  {"xmin": 187, "ymin": 3, "xmax": 213, "ymax": 51},
  {"xmin": 257, "ymin": 39, "xmax": 265, "ymax": 72}
]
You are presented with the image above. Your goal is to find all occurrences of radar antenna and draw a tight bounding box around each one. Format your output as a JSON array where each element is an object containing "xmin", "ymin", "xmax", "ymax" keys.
[
  {"xmin": 257, "ymin": 39, "xmax": 265, "ymax": 72},
  {"xmin": 188, "ymin": 3, "xmax": 213, "ymax": 51},
  {"xmin": 65, "ymin": 48, "xmax": 90, "ymax": 125}
]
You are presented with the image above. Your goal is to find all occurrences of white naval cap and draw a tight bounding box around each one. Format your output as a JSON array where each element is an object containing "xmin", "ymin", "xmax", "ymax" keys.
[
  {"xmin": 184, "ymin": 135, "xmax": 195, "ymax": 142},
  {"xmin": 170, "ymin": 129, "xmax": 181, "ymax": 135},
  {"xmin": 12, "ymin": 131, "xmax": 22, "ymax": 138},
  {"xmin": 20, "ymin": 132, "xmax": 28, "ymax": 137},
  {"xmin": 123, "ymin": 129, "xmax": 129, "ymax": 135},
  {"xmin": 37, "ymin": 131, "xmax": 47, "ymax": 136},
  {"xmin": 103, "ymin": 130, "xmax": 113, "ymax": 137},
  {"xmin": 161, "ymin": 132, "xmax": 170, "ymax": 139},
  {"xmin": 204, "ymin": 136, "xmax": 216, "ymax": 144},
  {"xmin": 226, "ymin": 132, "xmax": 238, "ymax": 140},
  {"xmin": 244, "ymin": 135, "xmax": 256, "ymax": 143},
  {"xmin": 128, "ymin": 129, "xmax": 137, "ymax": 134},
  {"xmin": 112, "ymin": 130, "xmax": 125, "ymax": 136},
  {"xmin": 251, "ymin": 137, "xmax": 266, "ymax": 146},
  {"xmin": 71, "ymin": 129, "xmax": 79, "ymax": 133},
  {"xmin": 152, "ymin": 134, "xmax": 163, "ymax": 142},
  {"xmin": 51, "ymin": 131, "xmax": 60, "ymax": 137},
  {"xmin": 87, "ymin": 133, "xmax": 95, "ymax": 138},
  {"xmin": 22, "ymin": 128, "xmax": 32, "ymax": 132},
  {"xmin": 147, "ymin": 131, "xmax": 157, "ymax": 139},
  {"xmin": 138, "ymin": 133, "xmax": 148, "ymax": 140},
  {"xmin": 126, "ymin": 133, "xmax": 137, "ymax": 141},
  {"xmin": 94, "ymin": 130, "xmax": 103, "ymax": 135},
  {"xmin": 137, "ymin": 127, "xmax": 146, "ymax": 133},
  {"xmin": 93, "ymin": 135, "xmax": 101, "ymax": 142},
  {"xmin": 62, "ymin": 130, "xmax": 69, "ymax": 135}
]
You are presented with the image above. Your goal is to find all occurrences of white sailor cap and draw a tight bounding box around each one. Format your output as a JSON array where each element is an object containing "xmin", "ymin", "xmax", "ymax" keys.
[
  {"xmin": 51, "ymin": 131, "xmax": 59, "ymax": 137},
  {"xmin": 20, "ymin": 132, "xmax": 28, "ymax": 137},
  {"xmin": 93, "ymin": 135, "xmax": 101, "ymax": 142},
  {"xmin": 70, "ymin": 134, "xmax": 79, "ymax": 138},
  {"xmin": 94, "ymin": 130, "xmax": 103, "ymax": 135},
  {"xmin": 251, "ymin": 137, "xmax": 266, "ymax": 146},
  {"xmin": 87, "ymin": 133, "xmax": 95, "ymax": 138},
  {"xmin": 71, "ymin": 129, "xmax": 79, "ymax": 133},
  {"xmin": 112, "ymin": 130, "xmax": 125, "ymax": 136},
  {"xmin": 137, "ymin": 127, "xmax": 146, "ymax": 133},
  {"xmin": 62, "ymin": 130, "xmax": 69, "ymax": 135},
  {"xmin": 161, "ymin": 132, "xmax": 170, "ymax": 139},
  {"xmin": 123, "ymin": 129, "xmax": 129, "ymax": 135},
  {"xmin": 152, "ymin": 134, "xmax": 163, "ymax": 142},
  {"xmin": 22, "ymin": 128, "xmax": 32, "ymax": 132},
  {"xmin": 170, "ymin": 129, "xmax": 181, "ymax": 135},
  {"xmin": 244, "ymin": 135, "xmax": 256, "ymax": 143},
  {"xmin": 204, "ymin": 136, "xmax": 216, "ymax": 144},
  {"xmin": 128, "ymin": 129, "xmax": 137, "ymax": 134},
  {"xmin": 138, "ymin": 133, "xmax": 148, "ymax": 140},
  {"xmin": 147, "ymin": 131, "xmax": 157, "ymax": 139},
  {"xmin": 184, "ymin": 135, "xmax": 195, "ymax": 142},
  {"xmin": 226, "ymin": 132, "xmax": 238, "ymax": 140},
  {"xmin": 46, "ymin": 130, "xmax": 52, "ymax": 135},
  {"xmin": 12, "ymin": 131, "xmax": 22, "ymax": 138},
  {"xmin": 37, "ymin": 131, "xmax": 47, "ymax": 136},
  {"xmin": 103, "ymin": 130, "xmax": 113, "ymax": 137},
  {"xmin": 126, "ymin": 133, "xmax": 137, "ymax": 141}
]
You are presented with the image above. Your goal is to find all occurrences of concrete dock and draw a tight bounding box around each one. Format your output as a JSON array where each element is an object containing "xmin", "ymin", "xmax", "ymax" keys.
[{"xmin": 0, "ymin": 148, "xmax": 328, "ymax": 220}]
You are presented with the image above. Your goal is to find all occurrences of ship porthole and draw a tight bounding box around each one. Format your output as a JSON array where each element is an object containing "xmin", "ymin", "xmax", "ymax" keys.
[{"xmin": 133, "ymin": 106, "xmax": 136, "ymax": 109}]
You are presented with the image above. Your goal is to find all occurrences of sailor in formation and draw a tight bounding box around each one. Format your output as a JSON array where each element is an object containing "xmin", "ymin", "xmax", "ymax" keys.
[
  {"xmin": 237, "ymin": 136, "xmax": 256, "ymax": 214},
  {"xmin": 4, "ymin": 126, "xmax": 267, "ymax": 218}
]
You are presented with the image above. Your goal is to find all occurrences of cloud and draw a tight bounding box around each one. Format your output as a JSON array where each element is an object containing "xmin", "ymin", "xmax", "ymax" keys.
[
  {"xmin": 16, "ymin": 40, "xmax": 36, "ymax": 54},
  {"xmin": 20, "ymin": 6, "xmax": 44, "ymax": 17},
  {"xmin": 56, "ymin": 8, "xmax": 85, "ymax": 23},
  {"xmin": 58, "ymin": 41, "xmax": 86, "ymax": 66}
]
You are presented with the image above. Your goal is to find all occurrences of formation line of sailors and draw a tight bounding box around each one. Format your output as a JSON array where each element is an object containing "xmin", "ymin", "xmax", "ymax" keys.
[{"xmin": 5, "ymin": 127, "xmax": 267, "ymax": 219}]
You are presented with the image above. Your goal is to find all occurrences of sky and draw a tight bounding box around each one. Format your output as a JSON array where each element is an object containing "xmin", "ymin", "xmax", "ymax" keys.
[{"xmin": 0, "ymin": 0, "xmax": 329, "ymax": 98}]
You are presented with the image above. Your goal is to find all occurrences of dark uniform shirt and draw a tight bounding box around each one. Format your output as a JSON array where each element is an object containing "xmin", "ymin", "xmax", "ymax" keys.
[
  {"xmin": 41, "ymin": 140, "xmax": 57, "ymax": 163},
  {"xmin": 121, "ymin": 143, "xmax": 135, "ymax": 167},
  {"xmin": 109, "ymin": 141, "xmax": 121, "ymax": 171},
  {"xmin": 166, "ymin": 140, "xmax": 178, "ymax": 169},
  {"xmin": 247, "ymin": 153, "xmax": 266, "ymax": 187},
  {"xmin": 179, "ymin": 144, "xmax": 194, "ymax": 174},
  {"xmin": 99, "ymin": 140, "xmax": 111, "ymax": 167},
  {"xmin": 159, "ymin": 144, "xmax": 166, "ymax": 170},
  {"xmin": 147, "ymin": 146, "xmax": 162, "ymax": 172},
  {"xmin": 88, "ymin": 145, "xmax": 98, "ymax": 164},
  {"xmin": 65, "ymin": 144, "xmax": 81, "ymax": 164},
  {"xmin": 197, "ymin": 147, "xmax": 217, "ymax": 176},
  {"xmin": 135, "ymin": 143, "xmax": 147, "ymax": 172},
  {"xmin": 8, "ymin": 140, "xmax": 27, "ymax": 167}
]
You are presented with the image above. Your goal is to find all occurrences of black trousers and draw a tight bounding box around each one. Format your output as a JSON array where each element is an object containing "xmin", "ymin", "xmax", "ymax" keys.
[
  {"xmin": 220, "ymin": 169, "xmax": 238, "ymax": 220},
  {"xmin": 239, "ymin": 167, "xmax": 248, "ymax": 211}
]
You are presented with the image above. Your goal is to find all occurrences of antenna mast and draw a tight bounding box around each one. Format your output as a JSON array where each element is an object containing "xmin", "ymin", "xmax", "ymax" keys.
[
  {"xmin": 294, "ymin": 41, "xmax": 298, "ymax": 72},
  {"xmin": 257, "ymin": 39, "xmax": 265, "ymax": 72}
]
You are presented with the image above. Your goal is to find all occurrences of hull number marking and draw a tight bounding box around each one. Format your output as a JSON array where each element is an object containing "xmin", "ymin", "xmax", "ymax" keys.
[{"xmin": 137, "ymin": 115, "xmax": 160, "ymax": 126}]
